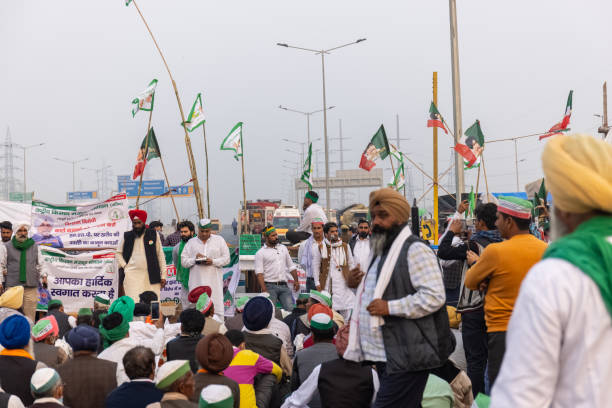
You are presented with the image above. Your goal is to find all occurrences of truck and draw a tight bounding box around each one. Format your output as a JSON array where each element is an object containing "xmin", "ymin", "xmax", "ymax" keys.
[
  {"xmin": 272, "ymin": 205, "xmax": 301, "ymax": 245},
  {"xmin": 237, "ymin": 199, "xmax": 281, "ymax": 235},
  {"xmin": 338, "ymin": 204, "xmax": 368, "ymax": 227}
]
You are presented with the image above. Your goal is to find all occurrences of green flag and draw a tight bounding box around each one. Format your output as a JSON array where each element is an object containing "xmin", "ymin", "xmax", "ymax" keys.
[
  {"xmin": 125, "ymin": 0, "xmax": 132, "ymax": 5},
  {"xmin": 221, "ymin": 122, "xmax": 243, "ymax": 161},
  {"xmin": 133, "ymin": 127, "xmax": 161, "ymax": 179},
  {"xmin": 131, "ymin": 79, "xmax": 158, "ymax": 117},
  {"xmin": 455, "ymin": 120, "xmax": 485, "ymax": 168},
  {"xmin": 184, "ymin": 93, "xmax": 205, "ymax": 132},
  {"xmin": 468, "ymin": 186, "xmax": 476, "ymax": 217},
  {"xmin": 300, "ymin": 143, "xmax": 313, "ymax": 189},
  {"xmin": 387, "ymin": 154, "xmax": 405, "ymax": 191},
  {"xmin": 359, "ymin": 125, "xmax": 391, "ymax": 171}
]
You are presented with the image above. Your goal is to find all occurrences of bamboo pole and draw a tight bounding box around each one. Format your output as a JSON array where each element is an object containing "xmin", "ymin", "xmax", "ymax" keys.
[
  {"xmin": 433, "ymin": 71, "xmax": 439, "ymax": 245},
  {"xmin": 202, "ymin": 123, "xmax": 211, "ymax": 217},
  {"xmin": 135, "ymin": 109, "xmax": 153, "ymax": 208},
  {"xmin": 131, "ymin": 0, "xmax": 204, "ymax": 218},
  {"xmin": 158, "ymin": 155, "xmax": 180, "ymax": 222},
  {"xmin": 475, "ymin": 162, "xmax": 481, "ymax": 201},
  {"xmin": 481, "ymin": 153, "xmax": 490, "ymax": 198},
  {"xmin": 240, "ymin": 126, "xmax": 247, "ymax": 232}
]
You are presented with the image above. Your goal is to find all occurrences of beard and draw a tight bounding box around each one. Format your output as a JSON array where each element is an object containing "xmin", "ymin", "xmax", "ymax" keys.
[
  {"xmin": 549, "ymin": 209, "xmax": 569, "ymax": 242},
  {"xmin": 267, "ymin": 238, "xmax": 278, "ymax": 247},
  {"xmin": 133, "ymin": 226, "xmax": 145, "ymax": 237},
  {"xmin": 358, "ymin": 231, "xmax": 369, "ymax": 239},
  {"xmin": 329, "ymin": 233, "xmax": 339, "ymax": 243},
  {"xmin": 181, "ymin": 235, "xmax": 190, "ymax": 242},
  {"xmin": 371, "ymin": 223, "xmax": 405, "ymax": 256},
  {"xmin": 15, "ymin": 234, "xmax": 27, "ymax": 243}
]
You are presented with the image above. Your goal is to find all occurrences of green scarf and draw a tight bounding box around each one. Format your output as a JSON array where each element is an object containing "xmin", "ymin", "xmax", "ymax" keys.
[
  {"xmin": 11, "ymin": 236, "xmax": 35, "ymax": 283},
  {"xmin": 176, "ymin": 240, "xmax": 190, "ymax": 289},
  {"xmin": 542, "ymin": 215, "xmax": 612, "ymax": 318}
]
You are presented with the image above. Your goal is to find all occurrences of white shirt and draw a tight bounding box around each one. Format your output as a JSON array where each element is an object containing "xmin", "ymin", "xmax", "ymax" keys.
[
  {"xmin": 98, "ymin": 328, "xmax": 165, "ymax": 385},
  {"xmin": 281, "ymin": 364, "xmax": 379, "ymax": 408},
  {"xmin": 0, "ymin": 385, "xmax": 25, "ymax": 408},
  {"xmin": 352, "ymin": 237, "xmax": 371, "ymax": 272},
  {"xmin": 296, "ymin": 204, "xmax": 327, "ymax": 233},
  {"xmin": 268, "ymin": 317, "xmax": 294, "ymax": 358},
  {"xmin": 0, "ymin": 243, "xmax": 6, "ymax": 284},
  {"xmin": 254, "ymin": 243, "xmax": 296, "ymax": 282},
  {"xmin": 491, "ymin": 258, "xmax": 612, "ymax": 408},
  {"xmin": 181, "ymin": 234, "xmax": 230, "ymax": 269}
]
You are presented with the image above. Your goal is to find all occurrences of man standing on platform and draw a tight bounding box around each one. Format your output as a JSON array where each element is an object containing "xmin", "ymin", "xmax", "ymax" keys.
[
  {"xmin": 181, "ymin": 219, "xmax": 230, "ymax": 321},
  {"xmin": 116, "ymin": 209, "xmax": 167, "ymax": 302},
  {"xmin": 5, "ymin": 221, "xmax": 40, "ymax": 321},
  {"xmin": 255, "ymin": 225, "xmax": 300, "ymax": 311},
  {"xmin": 287, "ymin": 191, "xmax": 328, "ymax": 244}
]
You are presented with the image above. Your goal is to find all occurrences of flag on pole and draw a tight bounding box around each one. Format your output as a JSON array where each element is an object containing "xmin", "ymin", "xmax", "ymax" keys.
[
  {"xmin": 184, "ymin": 93, "xmax": 205, "ymax": 132},
  {"xmin": 539, "ymin": 90, "xmax": 573, "ymax": 140},
  {"xmin": 468, "ymin": 186, "xmax": 476, "ymax": 217},
  {"xmin": 300, "ymin": 143, "xmax": 313, "ymax": 189},
  {"xmin": 125, "ymin": 0, "xmax": 132, "ymax": 5},
  {"xmin": 221, "ymin": 122, "xmax": 243, "ymax": 161},
  {"xmin": 388, "ymin": 160, "xmax": 406, "ymax": 190},
  {"xmin": 132, "ymin": 127, "xmax": 161, "ymax": 179},
  {"xmin": 131, "ymin": 79, "xmax": 158, "ymax": 117},
  {"xmin": 454, "ymin": 120, "xmax": 485, "ymax": 168},
  {"xmin": 464, "ymin": 156, "xmax": 481, "ymax": 170},
  {"xmin": 427, "ymin": 102, "xmax": 448, "ymax": 134},
  {"xmin": 359, "ymin": 125, "xmax": 391, "ymax": 171}
]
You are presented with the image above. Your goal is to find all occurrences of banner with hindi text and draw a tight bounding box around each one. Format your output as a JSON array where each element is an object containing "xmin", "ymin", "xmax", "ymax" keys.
[{"xmin": 41, "ymin": 247, "xmax": 118, "ymax": 314}]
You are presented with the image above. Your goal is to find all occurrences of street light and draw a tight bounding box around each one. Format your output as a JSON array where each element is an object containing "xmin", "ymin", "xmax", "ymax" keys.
[
  {"xmin": 279, "ymin": 106, "xmax": 334, "ymax": 146},
  {"xmin": 53, "ymin": 157, "xmax": 89, "ymax": 191},
  {"xmin": 277, "ymin": 38, "xmax": 366, "ymax": 211},
  {"xmin": 81, "ymin": 165, "xmax": 112, "ymax": 195},
  {"xmin": 14, "ymin": 142, "xmax": 45, "ymax": 202}
]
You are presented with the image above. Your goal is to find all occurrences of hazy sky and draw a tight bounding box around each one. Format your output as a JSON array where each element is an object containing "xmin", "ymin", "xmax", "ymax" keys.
[{"xmin": 1, "ymin": 0, "xmax": 611, "ymax": 223}]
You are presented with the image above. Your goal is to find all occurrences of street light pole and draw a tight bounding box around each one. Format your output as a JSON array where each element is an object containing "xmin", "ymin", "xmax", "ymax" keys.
[
  {"xmin": 277, "ymin": 38, "xmax": 366, "ymax": 213},
  {"xmin": 278, "ymin": 105, "xmax": 334, "ymax": 147},
  {"xmin": 53, "ymin": 157, "xmax": 89, "ymax": 192},
  {"xmin": 17, "ymin": 142, "xmax": 44, "ymax": 201}
]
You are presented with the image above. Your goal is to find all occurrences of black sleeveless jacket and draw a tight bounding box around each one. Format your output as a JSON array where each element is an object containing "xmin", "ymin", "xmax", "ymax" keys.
[
  {"xmin": 121, "ymin": 228, "xmax": 161, "ymax": 284},
  {"xmin": 378, "ymin": 235, "xmax": 455, "ymax": 374}
]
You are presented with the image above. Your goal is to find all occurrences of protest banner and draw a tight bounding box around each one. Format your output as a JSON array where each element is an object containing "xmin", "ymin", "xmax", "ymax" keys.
[
  {"xmin": 160, "ymin": 247, "xmax": 182, "ymax": 305},
  {"xmin": 0, "ymin": 200, "xmax": 32, "ymax": 227},
  {"xmin": 41, "ymin": 247, "xmax": 118, "ymax": 313},
  {"xmin": 31, "ymin": 193, "xmax": 130, "ymax": 249},
  {"xmin": 223, "ymin": 251, "xmax": 241, "ymax": 316}
]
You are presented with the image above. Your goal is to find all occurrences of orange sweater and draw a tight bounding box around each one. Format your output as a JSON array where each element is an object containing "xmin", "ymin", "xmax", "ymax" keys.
[{"xmin": 465, "ymin": 234, "xmax": 547, "ymax": 332}]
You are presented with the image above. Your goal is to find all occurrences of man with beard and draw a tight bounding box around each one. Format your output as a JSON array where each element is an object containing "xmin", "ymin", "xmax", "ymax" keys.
[
  {"xmin": 173, "ymin": 220, "xmax": 196, "ymax": 309},
  {"xmin": 0, "ymin": 222, "xmax": 9, "ymax": 293},
  {"xmin": 491, "ymin": 134, "xmax": 612, "ymax": 407},
  {"xmin": 254, "ymin": 225, "xmax": 299, "ymax": 311},
  {"xmin": 464, "ymin": 196, "xmax": 546, "ymax": 388},
  {"xmin": 312, "ymin": 222, "xmax": 356, "ymax": 320},
  {"xmin": 5, "ymin": 221, "xmax": 40, "ymax": 320},
  {"xmin": 344, "ymin": 188, "xmax": 453, "ymax": 408},
  {"xmin": 297, "ymin": 218, "xmax": 326, "ymax": 292},
  {"xmin": 181, "ymin": 219, "xmax": 230, "ymax": 321},
  {"xmin": 349, "ymin": 219, "xmax": 371, "ymax": 273},
  {"xmin": 116, "ymin": 209, "xmax": 167, "ymax": 302}
]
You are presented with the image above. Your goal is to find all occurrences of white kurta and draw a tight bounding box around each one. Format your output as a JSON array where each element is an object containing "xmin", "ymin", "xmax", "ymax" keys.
[
  {"xmin": 296, "ymin": 204, "xmax": 328, "ymax": 233},
  {"xmin": 352, "ymin": 237, "xmax": 371, "ymax": 273},
  {"xmin": 491, "ymin": 258, "xmax": 612, "ymax": 408},
  {"xmin": 116, "ymin": 232, "xmax": 167, "ymax": 303},
  {"xmin": 181, "ymin": 234, "xmax": 230, "ymax": 320},
  {"xmin": 313, "ymin": 243, "xmax": 355, "ymax": 311}
]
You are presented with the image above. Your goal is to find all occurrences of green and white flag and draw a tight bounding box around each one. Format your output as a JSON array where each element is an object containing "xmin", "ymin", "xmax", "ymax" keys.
[
  {"xmin": 388, "ymin": 159, "xmax": 406, "ymax": 191},
  {"xmin": 131, "ymin": 79, "xmax": 158, "ymax": 117},
  {"xmin": 300, "ymin": 143, "xmax": 313, "ymax": 189},
  {"xmin": 184, "ymin": 93, "xmax": 205, "ymax": 132},
  {"xmin": 468, "ymin": 186, "xmax": 476, "ymax": 217},
  {"xmin": 221, "ymin": 122, "xmax": 243, "ymax": 161},
  {"xmin": 125, "ymin": 0, "xmax": 132, "ymax": 6}
]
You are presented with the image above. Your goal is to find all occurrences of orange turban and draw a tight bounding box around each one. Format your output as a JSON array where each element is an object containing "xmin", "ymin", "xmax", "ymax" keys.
[{"xmin": 369, "ymin": 188, "xmax": 411, "ymax": 223}]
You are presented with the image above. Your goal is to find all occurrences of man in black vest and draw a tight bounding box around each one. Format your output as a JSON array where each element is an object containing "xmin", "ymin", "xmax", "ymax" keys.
[
  {"xmin": 344, "ymin": 188, "xmax": 454, "ymax": 408},
  {"xmin": 116, "ymin": 209, "xmax": 167, "ymax": 303}
]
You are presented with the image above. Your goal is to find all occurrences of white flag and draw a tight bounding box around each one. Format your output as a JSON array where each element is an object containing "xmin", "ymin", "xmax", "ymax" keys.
[
  {"xmin": 131, "ymin": 79, "xmax": 158, "ymax": 117},
  {"xmin": 221, "ymin": 122, "xmax": 243, "ymax": 161}
]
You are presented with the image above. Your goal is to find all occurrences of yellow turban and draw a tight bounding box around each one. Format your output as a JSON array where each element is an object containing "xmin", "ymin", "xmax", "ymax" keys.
[
  {"xmin": 0, "ymin": 286, "xmax": 24, "ymax": 310},
  {"xmin": 542, "ymin": 133, "xmax": 612, "ymax": 214},
  {"xmin": 369, "ymin": 188, "xmax": 411, "ymax": 223}
]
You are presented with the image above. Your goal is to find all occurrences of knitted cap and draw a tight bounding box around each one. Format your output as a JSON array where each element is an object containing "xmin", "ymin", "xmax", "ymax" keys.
[
  {"xmin": 94, "ymin": 293, "xmax": 110, "ymax": 305},
  {"xmin": 310, "ymin": 313, "xmax": 333, "ymax": 331},
  {"xmin": 234, "ymin": 296, "xmax": 250, "ymax": 312},
  {"xmin": 497, "ymin": 196, "xmax": 533, "ymax": 220},
  {"xmin": 30, "ymin": 368, "xmax": 61, "ymax": 394},
  {"xmin": 309, "ymin": 290, "xmax": 332, "ymax": 307},
  {"xmin": 199, "ymin": 384, "xmax": 234, "ymax": 408},
  {"xmin": 32, "ymin": 316, "xmax": 59, "ymax": 342},
  {"xmin": 156, "ymin": 360, "xmax": 191, "ymax": 389}
]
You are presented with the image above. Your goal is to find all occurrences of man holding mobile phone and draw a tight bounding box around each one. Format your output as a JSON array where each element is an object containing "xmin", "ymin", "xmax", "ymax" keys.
[{"xmin": 181, "ymin": 219, "xmax": 230, "ymax": 321}]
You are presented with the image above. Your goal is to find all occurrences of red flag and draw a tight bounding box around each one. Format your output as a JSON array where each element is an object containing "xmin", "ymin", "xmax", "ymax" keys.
[{"xmin": 427, "ymin": 102, "xmax": 448, "ymax": 134}]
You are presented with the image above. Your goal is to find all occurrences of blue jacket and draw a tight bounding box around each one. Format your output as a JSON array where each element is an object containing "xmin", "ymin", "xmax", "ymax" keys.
[{"xmin": 105, "ymin": 380, "xmax": 162, "ymax": 408}]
